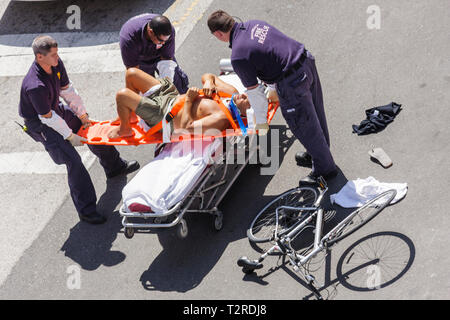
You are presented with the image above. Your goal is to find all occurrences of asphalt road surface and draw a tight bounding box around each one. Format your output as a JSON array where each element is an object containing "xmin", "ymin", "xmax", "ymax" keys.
[{"xmin": 0, "ymin": 0, "xmax": 449, "ymax": 302}]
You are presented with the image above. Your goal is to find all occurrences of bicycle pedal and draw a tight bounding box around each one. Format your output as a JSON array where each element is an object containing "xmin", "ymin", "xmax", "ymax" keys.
[{"xmin": 237, "ymin": 256, "xmax": 263, "ymax": 270}]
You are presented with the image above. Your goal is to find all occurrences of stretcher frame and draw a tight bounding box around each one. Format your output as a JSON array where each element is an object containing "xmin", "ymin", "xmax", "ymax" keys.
[{"xmin": 119, "ymin": 133, "xmax": 260, "ymax": 239}]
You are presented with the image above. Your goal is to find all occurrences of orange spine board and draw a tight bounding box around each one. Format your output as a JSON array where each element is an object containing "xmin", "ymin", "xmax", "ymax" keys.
[{"xmin": 78, "ymin": 92, "xmax": 279, "ymax": 146}]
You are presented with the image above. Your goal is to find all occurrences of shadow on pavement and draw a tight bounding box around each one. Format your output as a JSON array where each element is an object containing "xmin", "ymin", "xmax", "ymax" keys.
[
  {"xmin": 0, "ymin": 0, "xmax": 174, "ymax": 46},
  {"xmin": 301, "ymin": 231, "xmax": 415, "ymax": 300},
  {"xmin": 139, "ymin": 126, "xmax": 298, "ymax": 292},
  {"xmin": 60, "ymin": 175, "xmax": 128, "ymax": 270},
  {"xmin": 335, "ymin": 231, "xmax": 415, "ymax": 292}
]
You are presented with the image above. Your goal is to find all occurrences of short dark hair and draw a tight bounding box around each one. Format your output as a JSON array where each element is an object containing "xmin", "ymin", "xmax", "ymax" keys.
[
  {"xmin": 32, "ymin": 35, "xmax": 58, "ymax": 56},
  {"xmin": 207, "ymin": 10, "xmax": 235, "ymax": 33},
  {"xmin": 149, "ymin": 15, "xmax": 172, "ymax": 36}
]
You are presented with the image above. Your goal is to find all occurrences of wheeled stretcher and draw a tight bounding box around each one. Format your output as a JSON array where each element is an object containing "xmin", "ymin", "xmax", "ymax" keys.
[
  {"xmin": 116, "ymin": 71, "xmax": 279, "ymax": 238},
  {"xmin": 120, "ymin": 134, "xmax": 257, "ymax": 238}
]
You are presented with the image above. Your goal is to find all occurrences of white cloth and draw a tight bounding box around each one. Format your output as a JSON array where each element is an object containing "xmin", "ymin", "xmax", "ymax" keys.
[
  {"xmin": 136, "ymin": 118, "xmax": 150, "ymax": 131},
  {"xmin": 122, "ymin": 139, "xmax": 222, "ymax": 214},
  {"xmin": 161, "ymin": 98, "xmax": 176, "ymax": 143},
  {"xmin": 218, "ymin": 74, "xmax": 246, "ymax": 93},
  {"xmin": 156, "ymin": 60, "xmax": 177, "ymax": 81},
  {"xmin": 245, "ymin": 85, "xmax": 268, "ymax": 125},
  {"xmin": 140, "ymin": 83, "xmax": 162, "ymax": 97},
  {"xmin": 38, "ymin": 111, "xmax": 72, "ymax": 139},
  {"xmin": 59, "ymin": 81, "xmax": 86, "ymax": 117},
  {"xmin": 330, "ymin": 176, "xmax": 408, "ymax": 208}
]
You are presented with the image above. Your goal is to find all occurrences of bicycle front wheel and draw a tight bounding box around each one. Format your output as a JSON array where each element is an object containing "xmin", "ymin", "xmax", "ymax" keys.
[
  {"xmin": 325, "ymin": 189, "xmax": 397, "ymax": 246},
  {"xmin": 247, "ymin": 186, "xmax": 319, "ymax": 243}
]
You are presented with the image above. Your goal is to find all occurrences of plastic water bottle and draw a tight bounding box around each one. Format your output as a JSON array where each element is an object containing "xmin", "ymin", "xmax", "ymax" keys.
[{"xmin": 246, "ymin": 108, "xmax": 256, "ymax": 129}]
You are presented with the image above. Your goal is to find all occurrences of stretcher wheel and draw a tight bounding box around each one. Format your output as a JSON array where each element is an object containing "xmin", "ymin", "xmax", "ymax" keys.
[
  {"xmin": 177, "ymin": 219, "xmax": 188, "ymax": 239},
  {"xmin": 214, "ymin": 211, "xmax": 223, "ymax": 231},
  {"xmin": 124, "ymin": 227, "xmax": 135, "ymax": 239}
]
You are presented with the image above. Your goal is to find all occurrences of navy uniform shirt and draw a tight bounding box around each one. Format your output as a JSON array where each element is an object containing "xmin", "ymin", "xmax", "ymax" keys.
[
  {"xmin": 18, "ymin": 58, "xmax": 69, "ymax": 120},
  {"xmin": 119, "ymin": 13, "xmax": 176, "ymax": 67},
  {"xmin": 229, "ymin": 20, "xmax": 305, "ymax": 87}
]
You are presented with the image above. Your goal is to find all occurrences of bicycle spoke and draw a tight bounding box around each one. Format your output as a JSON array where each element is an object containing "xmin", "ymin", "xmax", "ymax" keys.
[
  {"xmin": 248, "ymin": 187, "xmax": 319, "ymax": 243},
  {"xmin": 326, "ymin": 190, "xmax": 396, "ymax": 246},
  {"xmin": 338, "ymin": 230, "xmax": 412, "ymax": 291}
]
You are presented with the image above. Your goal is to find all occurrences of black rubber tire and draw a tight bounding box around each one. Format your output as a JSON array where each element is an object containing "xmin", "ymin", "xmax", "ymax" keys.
[
  {"xmin": 177, "ymin": 219, "xmax": 188, "ymax": 239},
  {"xmin": 124, "ymin": 227, "xmax": 135, "ymax": 239},
  {"xmin": 247, "ymin": 187, "xmax": 318, "ymax": 243}
]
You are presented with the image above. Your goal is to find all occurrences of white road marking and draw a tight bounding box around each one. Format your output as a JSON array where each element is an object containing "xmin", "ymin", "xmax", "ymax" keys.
[
  {"xmin": 0, "ymin": 150, "xmax": 96, "ymax": 174},
  {"xmin": 0, "ymin": 0, "xmax": 214, "ymax": 76}
]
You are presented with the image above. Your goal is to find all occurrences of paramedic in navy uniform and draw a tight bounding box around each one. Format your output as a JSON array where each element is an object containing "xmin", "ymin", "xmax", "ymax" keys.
[
  {"xmin": 18, "ymin": 36, "xmax": 140, "ymax": 224},
  {"xmin": 119, "ymin": 13, "xmax": 189, "ymax": 94},
  {"xmin": 207, "ymin": 10, "xmax": 337, "ymax": 184}
]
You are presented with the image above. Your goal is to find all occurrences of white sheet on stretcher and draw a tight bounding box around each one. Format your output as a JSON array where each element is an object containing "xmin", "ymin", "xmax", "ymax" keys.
[{"xmin": 122, "ymin": 139, "xmax": 222, "ymax": 214}]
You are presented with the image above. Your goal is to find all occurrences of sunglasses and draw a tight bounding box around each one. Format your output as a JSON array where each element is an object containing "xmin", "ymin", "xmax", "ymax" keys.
[
  {"xmin": 146, "ymin": 24, "xmax": 170, "ymax": 44},
  {"xmin": 156, "ymin": 34, "xmax": 170, "ymax": 43}
]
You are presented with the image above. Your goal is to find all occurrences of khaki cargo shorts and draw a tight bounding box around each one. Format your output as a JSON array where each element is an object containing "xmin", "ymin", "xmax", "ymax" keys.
[{"xmin": 135, "ymin": 77, "xmax": 179, "ymax": 129}]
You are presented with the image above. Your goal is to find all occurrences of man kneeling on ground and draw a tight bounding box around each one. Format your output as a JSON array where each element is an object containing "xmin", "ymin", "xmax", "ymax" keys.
[{"xmin": 107, "ymin": 68, "xmax": 251, "ymax": 139}]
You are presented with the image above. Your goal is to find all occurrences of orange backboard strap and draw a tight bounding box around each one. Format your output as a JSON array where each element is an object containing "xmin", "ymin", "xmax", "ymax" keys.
[{"xmin": 213, "ymin": 92, "xmax": 238, "ymax": 130}]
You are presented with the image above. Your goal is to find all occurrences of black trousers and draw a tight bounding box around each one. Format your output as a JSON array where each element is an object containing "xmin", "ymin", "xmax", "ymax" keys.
[{"xmin": 25, "ymin": 109, "xmax": 126, "ymax": 216}]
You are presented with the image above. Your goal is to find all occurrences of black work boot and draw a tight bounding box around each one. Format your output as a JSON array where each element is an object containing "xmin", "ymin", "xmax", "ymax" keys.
[
  {"xmin": 295, "ymin": 152, "xmax": 312, "ymax": 168},
  {"xmin": 299, "ymin": 169, "xmax": 338, "ymax": 186},
  {"xmin": 106, "ymin": 160, "xmax": 140, "ymax": 179},
  {"xmin": 79, "ymin": 211, "xmax": 107, "ymax": 224}
]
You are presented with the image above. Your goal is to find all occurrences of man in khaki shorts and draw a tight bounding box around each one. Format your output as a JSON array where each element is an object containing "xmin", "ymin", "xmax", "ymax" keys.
[{"xmin": 107, "ymin": 68, "xmax": 251, "ymax": 139}]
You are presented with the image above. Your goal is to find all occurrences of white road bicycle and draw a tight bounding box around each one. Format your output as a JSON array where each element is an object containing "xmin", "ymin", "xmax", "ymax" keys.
[{"xmin": 237, "ymin": 177, "xmax": 396, "ymax": 300}]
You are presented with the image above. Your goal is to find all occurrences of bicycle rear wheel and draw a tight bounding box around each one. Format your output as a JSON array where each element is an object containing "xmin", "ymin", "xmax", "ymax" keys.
[
  {"xmin": 325, "ymin": 189, "xmax": 396, "ymax": 246},
  {"xmin": 247, "ymin": 187, "xmax": 319, "ymax": 243}
]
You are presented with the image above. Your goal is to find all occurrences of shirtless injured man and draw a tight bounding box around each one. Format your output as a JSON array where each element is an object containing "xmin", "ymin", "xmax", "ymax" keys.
[{"xmin": 107, "ymin": 67, "xmax": 251, "ymax": 140}]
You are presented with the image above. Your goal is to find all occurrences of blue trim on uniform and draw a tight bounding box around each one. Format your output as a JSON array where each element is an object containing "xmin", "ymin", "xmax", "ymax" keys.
[{"xmin": 229, "ymin": 94, "xmax": 247, "ymax": 136}]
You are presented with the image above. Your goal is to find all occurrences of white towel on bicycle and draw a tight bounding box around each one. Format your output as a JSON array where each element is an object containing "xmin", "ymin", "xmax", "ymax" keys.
[
  {"xmin": 122, "ymin": 139, "xmax": 222, "ymax": 214},
  {"xmin": 330, "ymin": 176, "xmax": 407, "ymax": 208}
]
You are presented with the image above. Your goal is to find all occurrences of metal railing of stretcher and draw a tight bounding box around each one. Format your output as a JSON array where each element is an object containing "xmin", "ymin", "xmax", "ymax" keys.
[{"xmin": 119, "ymin": 133, "xmax": 259, "ymax": 239}]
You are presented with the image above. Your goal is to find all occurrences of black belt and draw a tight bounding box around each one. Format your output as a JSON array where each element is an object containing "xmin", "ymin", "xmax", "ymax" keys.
[
  {"xmin": 279, "ymin": 50, "xmax": 308, "ymax": 81},
  {"xmin": 165, "ymin": 111, "xmax": 176, "ymax": 123},
  {"xmin": 23, "ymin": 118, "xmax": 42, "ymax": 130}
]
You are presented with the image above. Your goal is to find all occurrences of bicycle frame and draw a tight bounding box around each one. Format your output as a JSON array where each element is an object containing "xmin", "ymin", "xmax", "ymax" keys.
[
  {"xmin": 239, "ymin": 178, "xmax": 397, "ymax": 300},
  {"xmin": 267, "ymin": 182, "xmax": 382, "ymax": 268},
  {"xmin": 258, "ymin": 181, "xmax": 327, "ymax": 265}
]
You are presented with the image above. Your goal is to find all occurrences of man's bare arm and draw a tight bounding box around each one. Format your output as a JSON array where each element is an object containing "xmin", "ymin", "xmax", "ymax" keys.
[
  {"xmin": 179, "ymin": 87, "xmax": 199, "ymax": 129},
  {"xmin": 201, "ymin": 73, "xmax": 216, "ymax": 97},
  {"xmin": 201, "ymin": 73, "xmax": 238, "ymax": 97}
]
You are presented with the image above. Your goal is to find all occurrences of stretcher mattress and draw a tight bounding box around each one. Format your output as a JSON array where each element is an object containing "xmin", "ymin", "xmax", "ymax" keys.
[{"xmin": 122, "ymin": 139, "xmax": 222, "ymax": 214}]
